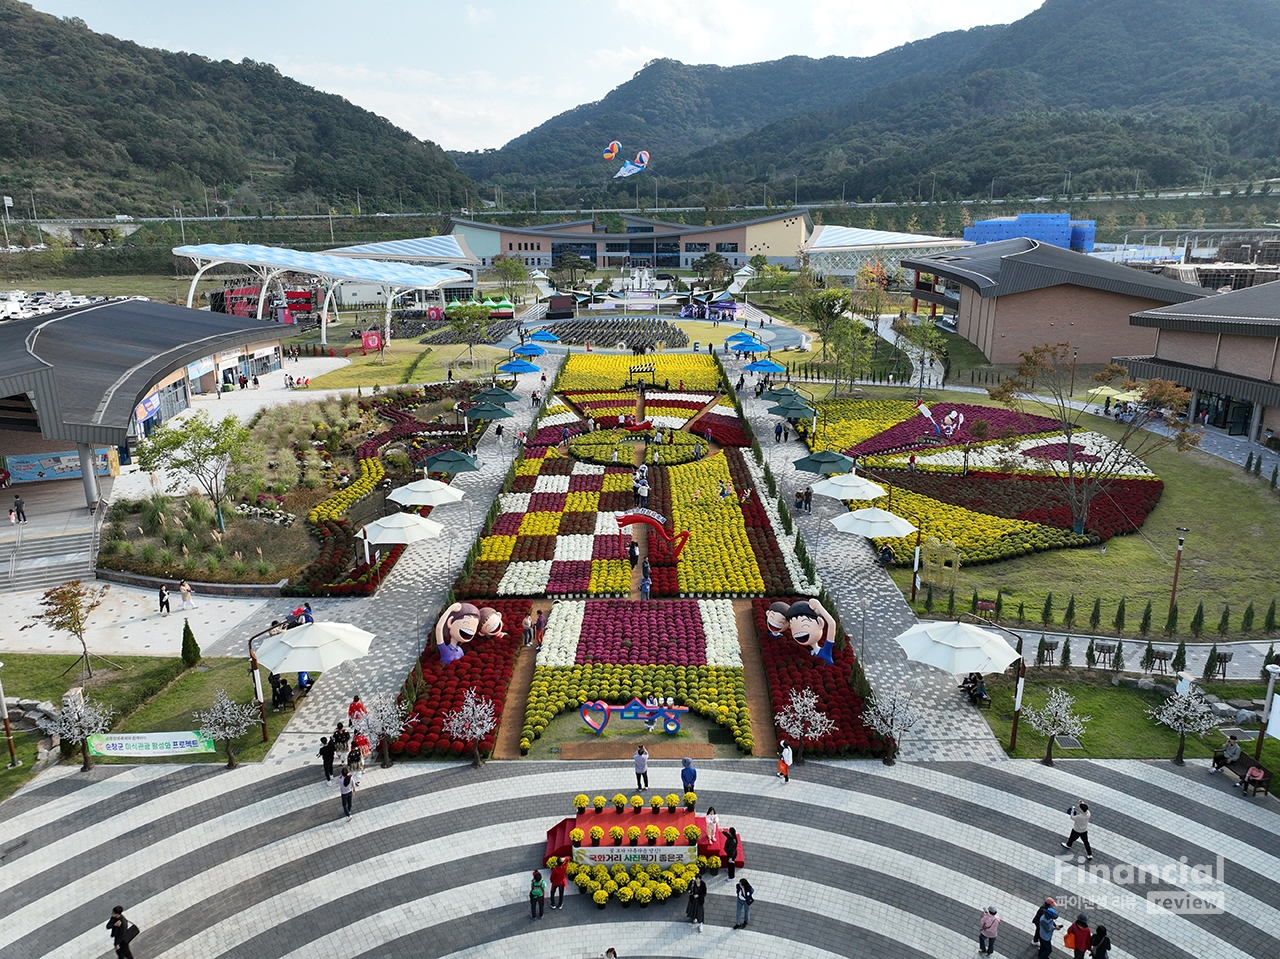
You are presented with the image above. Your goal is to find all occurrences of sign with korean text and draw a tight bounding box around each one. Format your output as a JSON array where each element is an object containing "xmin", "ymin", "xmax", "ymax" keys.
[
  {"xmin": 87, "ymin": 731, "xmax": 216, "ymax": 757},
  {"xmin": 572, "ymin": 845, "xmax": 695, "ymax": 867},
  {"xmin": 133, "ymin": 390, "xmax": 161, "ymax": 422}
]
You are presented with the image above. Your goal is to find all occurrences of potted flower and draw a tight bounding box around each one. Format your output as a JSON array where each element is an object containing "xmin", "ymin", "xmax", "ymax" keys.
[
  {"xmin": 589, "ymin": 825, "xmax": 604, "ymax": 847},
  {"xmin": 654, "ymin": 882, "xmax": 672, "ymax": 902},
  {"xmin": 574, "ymin": 872, "xmax": 591, "ymax": 893},
  {"xmin": 708, "ymin": 854, "xmax": 722, "ymax": 876},
  {"xmin": 570, "ymin": 828, "xmax": 584, "ymax": 847},
  {"xmin": 649, "ymin": 795, "xmax": 664, "ymax": 813},
  {"xmin": 592, "ymin": 795, "xmax": 607, "ymax": 813},
  {"xmin": 645, "ymin": 824, "xmax": 660, "ymax": 845},
  {"xmin": 631, "ymin": 795, "xmax": 644, "ymax": 813},
  {"xmin": 565, "ymin": 862, "xmax": 580, "ymax": 880},
  {"xmin": 573, "ymin": 794, "xmax": 589, "ymax": 813},
  {"xmin": 617, "ymin": 885, "xmax": 634, "ymax": 908},
  {"xmin": 627, "ymin": 825, "xmax": 641, "ymax": 846},
  {"xmin": 546, "ymin": 855, "xmax": 558, "ymax": 869},
  {"xmin": 665, "ymin": 793, "xmax": 681, "ymax": 812},
  {"xmin": 684, "ymin": 824, "xmax": 702, "ymax": 846},
  {"xmin": 663, "ymin": 826, "xmax": 679, "ymax": 846},
  {"xmin": 636, "ymin": 886, "xmax": 653, "ymax": 909},
  {"xmin": 612, "ymin": 793, "xmax": 628, "ymax": 813},
  {"xmin": 593, "ymin": 889, "xmax": 609, "ymax": 910},
  {"xmin": 683, "ymin": 791, "xmax": 697, "ymax": 812},
  {"xmin": 609, "ymin": 825, "xmax": 625, "ymax": 845}
]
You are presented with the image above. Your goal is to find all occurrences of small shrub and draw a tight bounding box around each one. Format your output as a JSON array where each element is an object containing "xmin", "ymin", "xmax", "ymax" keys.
[
  {"xmin": 1089, "ymin": 598, "xmax": 1101, "ymax": 632},
  {"xmin": 1085, "ymin": 638, "xmax": 1096, "ymax": 669},
  {"xmin": 1201, "ymin": 642, "xmax": 1220, "ymax": 681},
  {"xmin": 1063, "ymin": 594, "xmax": 1076, "ymax": 630},
  {"xmin": 1241, "ymin": 602, "xmax": 1255, "ymax": 633},
  {"xmin": 1059, "ymin": 637, "xmax": 1072, "ymax": 669},
  {"xmin": 1139, "ymin": 599, "xmax": 1152, "ymax": 636},
  {"xmin": 181, "ymin": 619, "xmax": 201, "ymax": 667},
  {"xmin": 1171, "ymin": 639, "xmax": 1188, "ymax": 673},
  {"xmin": 1041, "ymin": 592, "xmax": 1054, "ymax": 627},
  {"xmin": 1266, "ymin": 599, "xmax": 1277, "ymax": 634},
  {"xmin": 1113, "ymin": 597, "xmax": 1126, "ymax": 633},
  {"xmin": 1189, "ymin": 601, "xmax": 1205, "ymax": 638},
  {"xmin": 1110, "ymin": 640, "xmax": 1125, "ymax": 672},
  {"xmin": 1164, "ymin": 603, "xmax": 1178, "ymax": 637},
  {"xmin": 1216, "ymin": 605, "xmax": 1230, "ymax": 637},
  {"xmin": 1140, "ymin": 640, "xmax": 1156, "ymax": 673},
  {"xmin": 1035, "ymin": 634, "xmax": 1048, "ymax": 668}
]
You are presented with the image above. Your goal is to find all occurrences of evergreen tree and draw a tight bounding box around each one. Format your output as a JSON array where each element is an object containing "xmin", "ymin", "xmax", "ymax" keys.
[
  {"xmin": 1270, "ymin": 464, "xmax": 1277, "ymax": 489},
  {"xmin": 1164, "ymin": 603, "xmax": 1178, "ymax": 637},
  {"xmin": 1189, "ymin": 601, "xmax": 1205, "ymax": 638},
  {"xmin": 1262, "ymin": 643, "xmax": 1278, "ymax": 681},
  {"xmin": 1201, "ymin": 642, "xmax": 1220, "ymax": 681},
  {"xmin": 1085, "ymin": 638, "xmax": 1097, "ymax": 669},
  {"xmin": 1241, "ymin": 601, "xmax": 1255, "ymax": 632},
  {"xmin": 1217, "ymin": 605, "xmax": 1231, "ymax": 637},
  {"xmin": 1141, "ymin": 640, "xmax": 1156, "ymax": 673},
  {"xmin": 1060, "ymin": 637, "xmax": 1072, "ymax": 669},
  {"xmin": 1254, "ymin": 456, "xmax": 1262, "ymax": 476},
  {"xmin": 1110, "ymin": 639, "xmax": 1125, "ymax": 672},
  {"xmin": 924, "ymin": 584, "xmax": 935, "ymax": 613},
  {"xmin": 1016, "ymin": 601, "xmax": 1026, "ymax": 625},
  {"xmin": 1035, "ymin": 634, "xmax": 1048, "ymax": 668},
  {"xmin": 1266, "ymin": 599, "xmax": 1278, "ymax": 634},
  {"xmin": 181, "ymin": 619, "xmax": 201, "ymax": 668},
  {"xmin": 1063, "ymin": 594, "xmax": 1077, "ymax": 630},
  {"xmin": 1114, "ymin": 597, "xmax": 1127, "ymax": 633},
  {"xmin": 1089, "ymin": 598, "xmax": 1102, "ymax": 632},
  {"xmin": 1041, "ymin": 592, "xmax": 1054, "ymax": 627},
  {"xmin": 947, "ymin": 589, "xmax": 955, "ymax": 617},
  {"xmin": 1245, "ymin": 451, "xmax": 1254, "ymax": 472},
  {"xmin": 970, "ymin": 589, "xmax": 979, "ymax": 614},
  {"xmin": 1139, "ymin": 599, "xmax": 1152, "ymax": 635},
  {"xmin": 1171, "ymin": 639, "xmax": 1188, "ymax": 673},
  {"xmin": 994, "ymin": 593, "xmax": 1004, "ymax": 622}
]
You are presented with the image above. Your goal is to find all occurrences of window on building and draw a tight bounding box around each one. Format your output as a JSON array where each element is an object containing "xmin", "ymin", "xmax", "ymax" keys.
[
  {"xmin": 685, "ymin": 242, "xmax": 710, "ymax": 253},
  {"xmin": 626, "ymin": 226, "xmax": 654, "ymax": 234},
  {"xmin": 537, "ymin": 243, "xmax": 541, "ymax": 250},
  {"xmin": 716, "ymin": 242, "xmax": 739, "ymax": 254},
  {"xmin": 508, "ymin": 243, "xmax": 513, "ymax": 250}
]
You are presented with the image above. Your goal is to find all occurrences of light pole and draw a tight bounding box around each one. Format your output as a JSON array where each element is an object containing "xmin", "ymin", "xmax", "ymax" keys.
[
  {"xmin": 1254, "ymin": 662, "xmax": 1280, "ymax": 762},
  {"xmin": 1068, "ymin": 347, "xmax": 1078, "ymax": 398},
  {"xmin": 1169, "ymin": 527, "xmax": 1190, "ymax": 613},
  {"xmin": 860, "ymin": 597, "xmax": 870, "ymax": 664},
  {"xmin": 0, "ymin": 661, "xmax": 20, "ymax": 768}
]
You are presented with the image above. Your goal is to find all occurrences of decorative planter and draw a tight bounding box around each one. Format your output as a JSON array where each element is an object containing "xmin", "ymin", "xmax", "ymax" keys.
[
  {"xmin": 591, "ymin": 838, "xmax": 600, "ymax": 846},
  {"xmin": 648, "ymin": 838, "xmax": 657, "ymax": 845},
  {"xmin": 666, "ymin": 839, "xmax": 675, "ymax": 846},
  {"xmin": 630, "ymin": 839, "xmax": 638, "ymax": 846},
  {"xmin": 620, "ymin": 900, "xmax": 631, "ymax": 909},
  {"xmin": 639, "ymin": 899, "xmax": 649, "ymax": 909},
  {"xmin": 596, "ymin": 902, "xmax": 607, "ymax": 910}
]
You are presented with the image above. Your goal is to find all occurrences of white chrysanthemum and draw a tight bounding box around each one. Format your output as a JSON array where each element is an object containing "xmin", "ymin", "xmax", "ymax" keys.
[
  {"xmin": 496, "ymin": 560, "xmax": 553, "ymax": 596},
  {"xmin": 743, "ymin": 454, "xmax": 820, "ymax": 594},
  {"xmin": 533, "ymin": 474, "xmax": 571, "ymax": 493},
  {"xmin": 553, "ymin": 534, "xmax": 595, "ymax": 562},
  {"xmin": 649, "ymin": 415, "xmax": 689, "ymax": 430},
  {"xmin": 538, "ymin": 410, "xmax": 580, "ymax": 429},
  {"xmin": 538, "ymin": 600, "xmax": 586, "ymax": 666},
  {"xmin": 571, "ymin": 461, "xmax": 607, "ymax": 475},
  {"xmin": 698, "ymin": 599, "xmax": 742, "ymax": 667},
  {"xmin": 594, "ymin": 512, "xmax": 622, "ymax": 535},
  {"xmin": 498, "ymin": 492, "xmax": 531, "ymax": 514}
]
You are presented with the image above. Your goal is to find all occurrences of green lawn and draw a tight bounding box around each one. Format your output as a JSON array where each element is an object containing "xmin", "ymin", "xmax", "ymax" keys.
[
  {"xmin": 980, "ymin": 673, "xmax": 1280, "ymax": 767},
  {"xmin": 876, "ymin": 389, "xmax": 1280, "ymax": 623},
  {"xmin": 525, "ymin": 708, "xmax": 742, "ymax": 760},
  {"xmin": 304, "ymin": 341, "xmax": 512, "ymax": 390}
]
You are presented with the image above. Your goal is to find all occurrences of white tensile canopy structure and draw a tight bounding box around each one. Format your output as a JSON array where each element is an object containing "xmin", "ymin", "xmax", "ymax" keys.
[{"xmin": 173, "ymin": 243, "xmax": 471, "ymax": 346}]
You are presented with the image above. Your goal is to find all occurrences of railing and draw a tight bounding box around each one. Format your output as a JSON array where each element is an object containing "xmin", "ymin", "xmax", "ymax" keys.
[
  {"xmin": 90, "ymin": 497, "xmax": 108, "ymax": 567},
  {"xmin": 6, "ymin": 521, "xmax": 24, "ymax": 584}
]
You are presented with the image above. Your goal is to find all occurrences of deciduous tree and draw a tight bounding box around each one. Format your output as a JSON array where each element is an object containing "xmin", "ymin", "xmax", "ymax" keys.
[
  {"xmin": 194, "ymin": 689, "xmax": 259, "ymax": 769},
  {"xmin": 773, "ymin": 686, "xmax": 837, "ymax": 767},
  {"xmin": 36, "ymin": 696, "xmax": 114, "ymax": 772},
  {"xmin": 1023, "ymin": 687, "xmax": 1090, "ymax": 765},
  {"xmin": 135, "ymin": 410, "xmax": 256, "ymax": 532},
  {"xmin": 448, "ymin": 303, "xmax": 491, "ymax": 365},
  {"xmin": 864, "ymin": 682, "xmax": 921, "ymax": 765},
  {"xmin": 28, "ymin": 580, "xmax": 107, "ymax": 679},
  {"xmin": 1146, "ymin": 689, "xmax": 1217, "ymax": 765},
  {"xmin": 443, "ymin": 686, "xmax": 497, "ymax": 768},
  {"xmin": 352, "ymin": 690, "xmax": 418, "ymax": 768}
]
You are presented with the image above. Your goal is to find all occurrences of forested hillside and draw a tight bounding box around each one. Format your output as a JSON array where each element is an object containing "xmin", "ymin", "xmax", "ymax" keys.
[
  {"xmin": 0, "ymin": 0, "xmax": 472, "ymax": 216},
  {"xmin": 464, "ymin": 0, "xmax": 1280, "ymax": 207}
]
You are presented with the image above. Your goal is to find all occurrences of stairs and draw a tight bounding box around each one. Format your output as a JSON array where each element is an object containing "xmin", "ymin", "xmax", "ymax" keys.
[{"xmin": 1, "ymin": 530, "xmax": 97, "ymax": 593}]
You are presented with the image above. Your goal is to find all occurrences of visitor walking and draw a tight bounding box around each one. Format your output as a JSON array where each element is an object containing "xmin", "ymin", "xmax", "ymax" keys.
[
  {"xmin": 1031, "ymin": 898, "xmax": 1057, "ymax": 949},
  {"xmin": 1061, "ymin": 801, "xmax": 1093, "ymax": 859},
  {"xmin": 688, "ymin": 873, "xmax": 707, "ymax": 931},
  {"xmin": 803, "ymin": 487, "xmax": 812, "ymax": 513},
  {"xmin": 633, "ymin": 744, "xmax": 649, "ymax": 789},
  {"xmin": 105, "ymin": 905, "xmax": 138, "ymax": 959},
  {"xmin": 1037, "ymin": 904, "xmax": 1061, "ymax": 959},
  {"xmin": 681, "ymin": 756, "xmax": 697, "ymax": 792},
  {"xmin": 722, "ymin": 827, "xmax": 739, "ymax": 881},
  {"xmin": 777, "ymin": 740, "xmax": 792, "ymax": 783},
  {"xmin": 317, "ymin": 736, "xmax": 336, "ymax": 781},
  {"xmin": 338, "ymin": 768, "xmax": 356, "ymax": 818},
  {"xmin": 1091, "ymin": 925, "xmax": 1112, "ymax": 959},
  {"xmin": 978, "ymin": 906, "xmax": 1000, "ymax": 955},
  {"xmin": 783, "ymin": 424, "xmax": 789, "ymax": 442},
  {"xmin": 640, "ymin": 572, "xmax": 651, "ymax": 600},
  {"xmin": 529, "ymin": 870, "xmax": 546, "ymax": 919},
  {"xmin": 348, "ymin": 695, "xmax": 367, "ymax": 725},
  {"xmin": 1065, "ymin": 913, "xmax": 1091, "ymax": 959},
  {"xmin": 774, "ymin": 422, "xmax": 782, "ymax": 443},
  {"xmin": 628, "ymin": 540, "xmax": 640, "ymax": 569},
  {"xmin": 794, "ymin": 489, "xmax": 804, "ymax": 513},
  {"xmin": 549, "ymin": 857, "xmax": 567, "ymax": 909},
  {"xmin": 733, "ymin": 878, "xmax": 754, "ymax": 929},
  {"xmin": 641, "ymin": 557, "xmax": 651, "ymax": 581},
  {"xmin": 522, "ymin": 611, "xmax": 534, "ymax": 647},
  {"xmin": 535, "ymin": 609, "xmax": 547, "ymax": 647},
  {"xmin": 158, "ymin": 584, "xmax": 170, "ymax": 616},
  {"xmin": 178, "ymin": 579, "xmax": 195, "ymax": 610},
  {"xmin": 12, "ymin": 494, "xmax": 26, "ymax": 524}
]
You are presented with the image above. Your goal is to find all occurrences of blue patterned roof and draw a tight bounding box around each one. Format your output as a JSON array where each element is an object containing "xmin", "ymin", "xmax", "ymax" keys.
[
  {"xmin": 326, "ymin": 235, "xmax": 476, "ymax": 263},
  {"xmin": 806, "ymin": 225, "xmax": 965, "ymax": 250}
]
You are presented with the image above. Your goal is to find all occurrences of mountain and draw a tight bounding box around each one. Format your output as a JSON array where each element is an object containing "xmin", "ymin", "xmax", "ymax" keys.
[
  {"xmin": 460, "ymin": 0, "xmax": 1280, "ymax": 205},
  {"xmin": 451, "ymin": 25, "xmax": 1004, "ymax": 185},
  {"xmin": 0, "ymin": 1, "xmax": 472, "ymax": 216}
]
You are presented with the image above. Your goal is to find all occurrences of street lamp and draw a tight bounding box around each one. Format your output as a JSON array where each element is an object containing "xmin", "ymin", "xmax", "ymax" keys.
[
  {"xmin": 1254, "ymin": 662, "xmax": 1280, "ymax": 762},
  {"xmin": 1069, "ymin": 347, "xmax": 1078, "ymax": 397},
  {"xmin": 1169, "ymin": 527, "xmax": 1190, "ymax": 613},
  {"xmin": 0, "ymin": 661, "xmax": 20, "ymax": 768}
]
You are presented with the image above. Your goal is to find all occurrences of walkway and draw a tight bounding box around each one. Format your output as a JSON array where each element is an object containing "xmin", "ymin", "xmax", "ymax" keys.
[{"xmin": 4, "ymin": 755, "xmax": 1274, "ymax": 959}]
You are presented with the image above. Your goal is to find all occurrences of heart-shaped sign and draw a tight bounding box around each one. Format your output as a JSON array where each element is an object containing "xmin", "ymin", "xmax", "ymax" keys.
[{"xmin": 580, "ymin": 700, "xmax": 611, "ymax": 735}]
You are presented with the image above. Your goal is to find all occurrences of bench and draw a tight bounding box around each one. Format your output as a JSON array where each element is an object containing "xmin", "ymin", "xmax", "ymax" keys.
[
  {"xmin": 973, "ymin": 692, "xmax": 992, "ymax": 710},
  {"xmin": 1224, "ymin": 756, "xmax": 1272, "ymax": 797}
]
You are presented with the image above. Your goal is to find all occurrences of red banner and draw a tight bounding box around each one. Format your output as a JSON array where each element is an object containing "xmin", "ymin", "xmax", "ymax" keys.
[{"xmin": 361, "ymin": 331, "xmax": 383, "ymax": 351}]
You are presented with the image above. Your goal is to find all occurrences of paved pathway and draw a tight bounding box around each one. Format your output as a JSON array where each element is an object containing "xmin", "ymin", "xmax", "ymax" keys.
[{"xmin": 3, "ymin": 755, "xmax": 1275, "ymax": 959}]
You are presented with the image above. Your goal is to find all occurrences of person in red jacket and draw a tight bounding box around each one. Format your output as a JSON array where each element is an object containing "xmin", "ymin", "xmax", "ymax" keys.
[
  {"xmin": 348, "ymin": 695, "xmax": 367, "ymax": 724},
  {"xmin": 1065, "ymin": 914, "xmax": 1092, "ymax": 959},
  {"xmin": 549, "ymin": 857, "xmax": 568, "ymax": 910}
]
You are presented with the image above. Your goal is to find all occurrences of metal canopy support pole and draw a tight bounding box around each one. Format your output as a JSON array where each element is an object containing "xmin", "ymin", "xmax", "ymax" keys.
[
  {"xmin": 185, "ymin": 258, "xmax": 227, "ymax": 309},
  {"xmin": 319, "ymin": 280, "xmax": 347, "ymax": 347},
  {"xmin": 256, "ymin": 269, "xmax": 287, "ymax": 320},
  {"xmin": 76, "ymin": 442, "xmax": 101, "ymax": 510},
  {"xmin": 382, "ymin": 285, "xmax": 395, "ymax": 347}
]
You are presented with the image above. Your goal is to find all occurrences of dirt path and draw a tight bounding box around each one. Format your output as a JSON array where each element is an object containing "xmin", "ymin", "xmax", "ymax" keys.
[
  {"xmin": 492, "ymin": 644, "xmax": 537, "ymax": 760},
  {"xmin": 628, "ymin": 439, "xmax": 649, "ymax": 598},
  {"xmin": 733, "ymin": 598, "xmax": 778, "ymax": 757}
]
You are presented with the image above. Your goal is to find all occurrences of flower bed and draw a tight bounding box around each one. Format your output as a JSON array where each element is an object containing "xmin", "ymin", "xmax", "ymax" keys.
[
  {"xmin": 751, "ymin": 599, "xmax": 882, "ymax": 757},
  {"xmin": 695, "ymin": 410, "xmax": 749, "ymax": 447},
  {"xmin": 848, "ymin": 403, "xmax": 1061, "ymax": 457},
  {"xmin": 667, "ymin": 456, "xmax": 765, "ymax": 595},
  {"xmin": 557, "ymin": 354, "xmax": 723, "ymax": 392},
  {"xmin": 867, "ymin": 487, "xmax": 1093, "ymax": 565},
  {"xmin": 570, "ymin": 429, "xmax": 701, "ymax": 466},
  {"xmin": 392, "ymin": 599, "xmax": 529, "ymax": 759},
  {"xmin": 809, "ymin": 400, "xmax": 919, "ymax": 454}
]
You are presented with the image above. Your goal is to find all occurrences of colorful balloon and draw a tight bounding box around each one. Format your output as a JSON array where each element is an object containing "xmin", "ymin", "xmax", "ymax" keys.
[
  {"xmin": 634, "ymin": 150, "xmax": 649, "ymax": 168},
  {"xmin": 612, "ymin": 149, "xmax": 651, "ymax": 179},
  {"xmin": 603, "ymin": 140, "xmax": 621, "ymax": 161}
]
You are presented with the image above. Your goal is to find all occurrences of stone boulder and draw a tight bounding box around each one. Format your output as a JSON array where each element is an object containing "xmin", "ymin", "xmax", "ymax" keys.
[{"xmin": 1137, "ymin": 677, "xmax": 1156, "ymax": 690}]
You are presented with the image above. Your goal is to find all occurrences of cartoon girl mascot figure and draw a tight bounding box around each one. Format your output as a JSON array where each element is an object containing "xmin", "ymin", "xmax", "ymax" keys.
[
  {"xmin": 435, "ymin": 602, "xmax": 481, "ymax": 664},
  {"xmin": 786, "ymin": 598, "xmax": 837, "ymax": 664},
  {"xmin": 477, "ymin": 606, "xmax": 505, "ymax": 640}
]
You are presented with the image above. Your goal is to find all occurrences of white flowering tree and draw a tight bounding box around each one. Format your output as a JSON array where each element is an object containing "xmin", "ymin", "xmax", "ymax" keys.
[
  {"xmin": 36, "ymin": 697, "xmax": 114, "ymax": 772},
  {"xmin": 865, "ymin": 683, "xmax": 922, "ymax": 765},
  {"xmin": 1024, "ymin": 687, "xmax": 1092, "ymax": 766},
  {"xmin": 1146, "ymin": 689, "xmax": 1219, "ymax": 766},
  {"xmin": 774, "ymin": 687, "xmax": 838, "ymax": 766},
  {"xmin": 353, "ymin": 690, "xmax": 418, "ymax": 768},
  {"xmin": 194, "ymin": 689, "xmax": 259, "ymax": 769},
  {"xmin": 442, "ymin": 687, "xmax": 498, "ymax": 768}
]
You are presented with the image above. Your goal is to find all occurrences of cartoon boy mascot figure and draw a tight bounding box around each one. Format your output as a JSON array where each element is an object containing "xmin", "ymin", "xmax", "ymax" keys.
[{"xmin": 785, "ymin": 598, "xmax": 838, "ymax": 664}]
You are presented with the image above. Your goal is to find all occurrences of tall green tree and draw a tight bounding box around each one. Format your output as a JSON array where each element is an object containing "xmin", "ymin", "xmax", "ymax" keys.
[
  {"xmin": 489, "ymin": 254, "xmax": 529, "ymax": 301},
  {"xmin": 691, "ymin": 252, "xmax": 731, "ymax": 289},
  {"xmin": 802, "ymin": 287, "xmax": 851, "ymax": 361},
  {"xmin": 136, "ymin": 411, "xmax": 256, "ymax": 532}
]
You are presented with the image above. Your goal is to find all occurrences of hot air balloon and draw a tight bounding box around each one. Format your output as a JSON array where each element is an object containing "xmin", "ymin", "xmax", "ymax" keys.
[{"xmin": 603, "ymin": 140, "xmax": 621, "ymax": 161}]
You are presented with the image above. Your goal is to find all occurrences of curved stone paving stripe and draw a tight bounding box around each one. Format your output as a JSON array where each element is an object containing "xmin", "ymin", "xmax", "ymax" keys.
[{"xmin": 4, "ymin": 758, "xmax": 1278, "ymax": 959}]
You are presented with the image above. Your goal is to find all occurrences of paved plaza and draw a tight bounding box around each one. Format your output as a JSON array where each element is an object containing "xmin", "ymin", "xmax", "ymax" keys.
[{"xmin": 4, "ymin": 334, "xmax": 1279, "ymax": 959}]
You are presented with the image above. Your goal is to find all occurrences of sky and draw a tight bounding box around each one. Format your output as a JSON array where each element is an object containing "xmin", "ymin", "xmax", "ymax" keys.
[{"xmin": 29, "ymin": 0, "xmax": 1043, "ymax": 152}]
